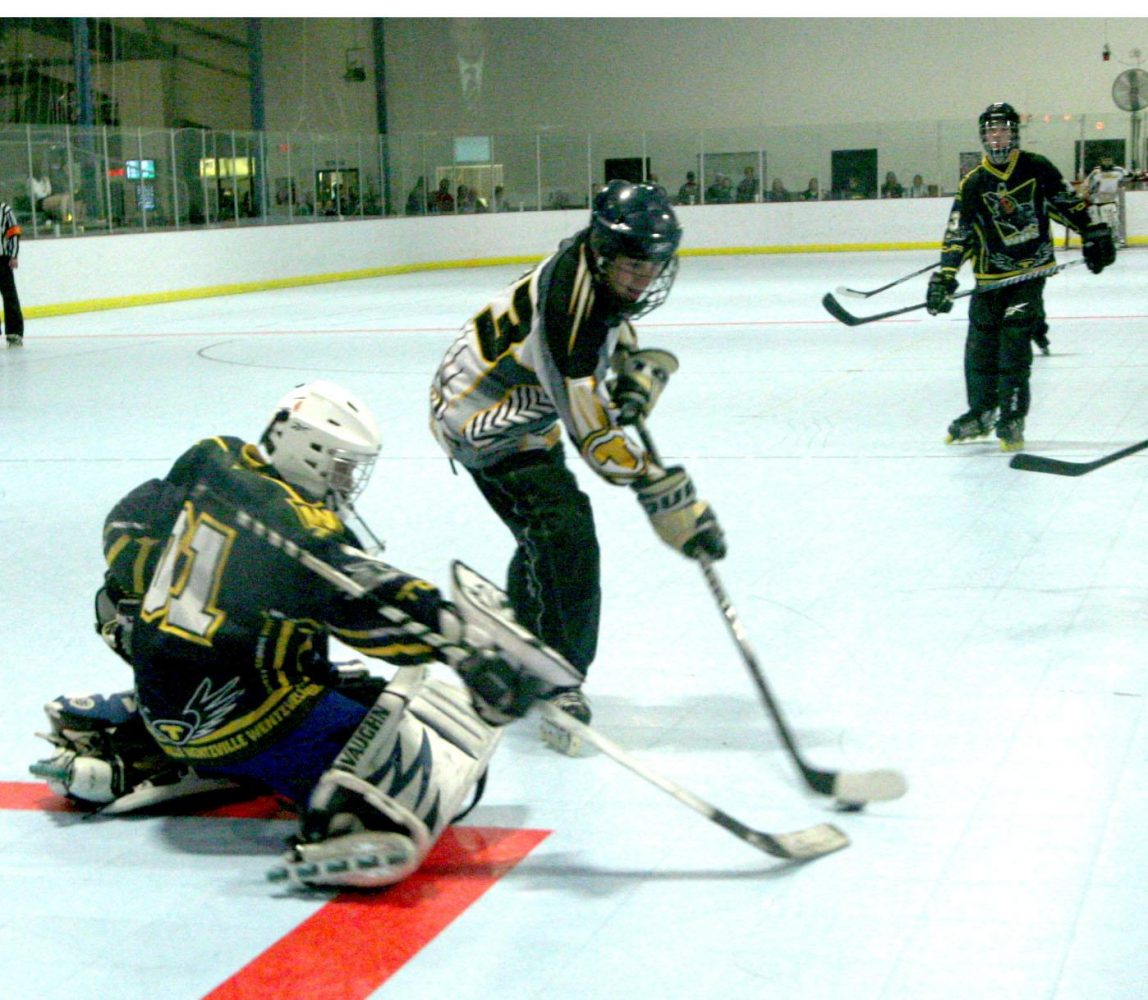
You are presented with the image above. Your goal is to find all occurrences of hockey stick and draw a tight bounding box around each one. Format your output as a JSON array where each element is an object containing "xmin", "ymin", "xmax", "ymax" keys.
[
  {"xmin": 635, "ymin": 421, "xmax": 907, "ymax": 806},
  {"xmin": 835, "ymin": 261, "xmax": 939, "ymax": 299},
  {"xmin": 1009, "ymin": 437, "xmax": 1148, "ymax": 477},
  {"xmin": 822, "ymin": 257, "xmax": 1086, "ymax": 327},
  {"xmin": 538, "ymin": 703, "xmax": 848, "ymax": 861},
  {"xmin": 201, "ymin": 486, "xmax": 847, "ymax": 861}
]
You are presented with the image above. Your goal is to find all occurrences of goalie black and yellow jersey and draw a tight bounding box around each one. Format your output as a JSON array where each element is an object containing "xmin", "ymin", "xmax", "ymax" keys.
[
  {"xmin": 106, "ymin": 436, "xmax": 450, "ymax": 766},
  {"xmin": 430, "ymin": 230, "xmax": 656, "ymax": 486},
  {"xmin": 939, "ymin": 149, "xmax": 1092, "ymax": 281}
]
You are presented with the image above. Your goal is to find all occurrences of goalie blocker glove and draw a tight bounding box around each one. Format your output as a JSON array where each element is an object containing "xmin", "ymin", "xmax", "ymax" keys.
[
  {"xmin": 634, "ymin": 466, "xmax": 727, "ymax": 560},
  {"xmin": 926, "ymin": 271, "xmax": 958, "ymax": 315},
  {"xmin": 1082, "ymin": 223, "xmax": 1115, "ymax": 274}
]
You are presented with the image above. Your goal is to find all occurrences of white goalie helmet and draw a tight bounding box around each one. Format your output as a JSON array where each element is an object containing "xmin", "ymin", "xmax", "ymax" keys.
[{"xmin": 260, "ymin": 380, "xmax": 382, "ymax": 504}]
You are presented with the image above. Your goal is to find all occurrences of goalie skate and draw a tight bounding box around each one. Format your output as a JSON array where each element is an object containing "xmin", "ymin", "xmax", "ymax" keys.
[
  {"xmin": 268, "ymin": 831, "xmax": 418, "ymax": 889},
  {"xmin": 29, "ymin": 746, "xmax": 240, "ymax": 813}
]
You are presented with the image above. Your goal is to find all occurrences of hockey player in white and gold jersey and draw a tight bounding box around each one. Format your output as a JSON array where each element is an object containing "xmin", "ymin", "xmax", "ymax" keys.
[{"xmin": 429, "ymin": 180, "xmax": 726, "ymax": 739}]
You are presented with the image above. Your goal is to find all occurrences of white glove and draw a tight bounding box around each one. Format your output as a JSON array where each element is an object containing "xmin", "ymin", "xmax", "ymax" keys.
[{"xmin": 633, "ymin": 466, "xmax": 727, "ymax": 560}]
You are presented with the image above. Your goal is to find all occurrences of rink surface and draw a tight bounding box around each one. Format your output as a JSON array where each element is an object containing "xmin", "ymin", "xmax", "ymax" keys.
[{"xmin": 2, "ymin": 246, "xmax": 1147, "ymax": 999}]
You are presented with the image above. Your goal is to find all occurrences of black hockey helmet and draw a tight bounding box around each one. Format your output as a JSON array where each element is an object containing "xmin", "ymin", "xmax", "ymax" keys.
[
  {"xmin": 978, "ymin": 102, "xmax": 1020, "ymax": 165},
  {"xmin": 588, "ymin": 180, "xmax": 682, "ymax": 317}
]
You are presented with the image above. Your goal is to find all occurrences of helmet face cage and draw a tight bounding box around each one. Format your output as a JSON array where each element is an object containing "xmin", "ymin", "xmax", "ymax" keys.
[
  {"xmin": 589, "ymin": 180, "xmax": 682, "ymax": 317},
  {"xmin": 260, "ymin": 381, "xmax": 382, "ymax": 505},
  {"xmin": 979, "ymin": 103, "xmax": 1020, "ymax": 165},
  {"xmin": 328, "ymin": 449, "xmax": 377, "ymax": 505},
  {"xmin": 615, "ymin": 255, "xmax": 679, "ymax": 319}
]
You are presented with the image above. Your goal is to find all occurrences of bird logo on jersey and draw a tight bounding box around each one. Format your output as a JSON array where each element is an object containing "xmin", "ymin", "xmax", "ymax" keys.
[
  {"xmin": 983, "ymin": 179, "xmax": 1039, "ymax": 246},
  {"xmin": 144, "ymin": 676, "xmax": 244, "ymax": 747}
]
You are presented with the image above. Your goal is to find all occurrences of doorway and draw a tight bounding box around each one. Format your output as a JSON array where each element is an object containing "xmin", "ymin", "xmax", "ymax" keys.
[{"xmin": 831, "ymin": 149, "xmax": 877, "ymax": 199}]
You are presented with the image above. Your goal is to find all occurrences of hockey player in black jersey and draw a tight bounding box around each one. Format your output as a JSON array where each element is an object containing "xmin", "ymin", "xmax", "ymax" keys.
[
  {"xmin": 927, "ymin": 102, "xmax": 1116, "ymax": 452},
  {"xmin": 430, "ymin": 180, "xmax": 726, "ymax": 748},
  {"xmin": 30, "ymin": 380, "xmax": 567, "ymax": 889}
]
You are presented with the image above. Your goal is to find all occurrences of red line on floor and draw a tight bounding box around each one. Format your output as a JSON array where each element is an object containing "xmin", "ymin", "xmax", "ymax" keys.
[
  {"xmin": 203, "ymin": 826, "xmax": 550, "ymax": 1000},
  {"xmin": 3, "ymin": 782, "xmax": 550, "ymax": 999}
]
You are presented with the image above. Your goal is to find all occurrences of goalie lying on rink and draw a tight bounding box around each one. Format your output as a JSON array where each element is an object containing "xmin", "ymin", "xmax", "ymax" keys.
[{"xmin": 29, "ymin": 380, "xmax": 582, "ymax": 890}]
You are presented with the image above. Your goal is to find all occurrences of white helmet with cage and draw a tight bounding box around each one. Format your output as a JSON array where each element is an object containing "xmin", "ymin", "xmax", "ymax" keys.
[{"xmin": 260, "ymin": 380, "xmax": 381, "ymax": 504}]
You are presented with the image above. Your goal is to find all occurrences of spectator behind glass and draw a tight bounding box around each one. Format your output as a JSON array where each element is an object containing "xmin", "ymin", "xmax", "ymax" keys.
[
  {"xmin": 677, "ymin": 171, "xmax": 700, "ymax": 205},
  {"xmin": 705, "ymin": 173, "xmax": 733, "ymax": 204},
  {"xmin": 800, "ymin": 177, "xmax": 820, "ymax": 201},
  {"xmin": 908, "ymin": 174, "xmax": 928, "ymax": 198},
  {"xmin": 837, "ymin": 176, "xmax": 866, "ymax": 200},
  {"xmin": 405, "ymin": 177, "xmax": 427, "ymax": 215},
  {"xmin": 767, "ymin": 178, "xmax": 789, "ymax": 202},
  {"xmin": 432, "ymin": 178, "xmax": 455, "ymax": 214},
  {"xmin": 735, "ymin": 166, "xmax": 759, "ymax": 203},
  {"xmin": 28, "ymin": 172, "xmax": 78, "ymax": 223},
  {"xmin": 881, "ymin": 171, "xmax": 905, "ymax": 198}
]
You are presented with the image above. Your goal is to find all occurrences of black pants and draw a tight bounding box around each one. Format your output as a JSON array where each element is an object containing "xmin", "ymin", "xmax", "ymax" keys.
[
  {"xmin": 964, "ymin": 278, "xmax": 1045, "ymax": 420},
  {"xmin": 469, "ymin": 447, "xmax": 600, "ymax": 675},
  {"xmin": 0, "ymin": 258, "xmax": 22, "ymax": 338}
]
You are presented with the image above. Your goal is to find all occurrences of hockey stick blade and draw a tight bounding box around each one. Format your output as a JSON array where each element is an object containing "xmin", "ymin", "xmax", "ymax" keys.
[
  {"xmin": 1009, "ymin": 438, "xmax": 1148, "ymax": 477},
  {"xmin": 835, "ymin": 262, "xmax": 939, "ymax": 299},
  {"xmin": 538, "ymin": 704, "xmax": 849, "ymax": 862},
  {"xmin": 821, "ymin": 291, "xmax": 918, "ymax": 326},
  {"xmin": 833, "ymin": 769, "xmax": 909, "ymax": 805}
]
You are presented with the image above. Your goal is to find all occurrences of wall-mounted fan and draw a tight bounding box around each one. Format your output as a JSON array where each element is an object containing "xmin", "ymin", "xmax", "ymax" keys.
[{"xmin": 1112, "ymin": 67, "xmax": 1147, "ymax": 169}]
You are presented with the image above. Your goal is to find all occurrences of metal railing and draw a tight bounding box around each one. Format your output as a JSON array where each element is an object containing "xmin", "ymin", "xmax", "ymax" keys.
[{"xmin": 2, "ymin": 116, "xmax": 1144, "ymax": 239}]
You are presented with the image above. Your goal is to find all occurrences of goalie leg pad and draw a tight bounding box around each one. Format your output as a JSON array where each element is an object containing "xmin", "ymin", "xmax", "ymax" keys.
[
  {"xmin": 280, "ymin": 678, "xmax": 502, "ymax": 888},
  {"xmin": 274, "ymin": 771, "xmax": 425, "ymax": 888}
]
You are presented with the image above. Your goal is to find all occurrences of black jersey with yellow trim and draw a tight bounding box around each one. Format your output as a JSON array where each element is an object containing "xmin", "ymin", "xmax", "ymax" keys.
[
  {"xmin": 118, "ymin": 435, "xmax": 452, "ymax": 765},
  {"xmin": 939, "ymin": 150, "xmax": 1092, "ymax": 281}
]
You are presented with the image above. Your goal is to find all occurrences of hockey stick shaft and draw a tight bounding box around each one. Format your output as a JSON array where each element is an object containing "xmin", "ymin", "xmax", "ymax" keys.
[
  {"xmin": 822, "ymin": 257, "xmax": 1086, "ymax": 327},
  {"xmin": 537, "ymin": 703, "xmax": 848, "ymax": 862},
  {"xmin": 634, "ymin": 422, "xmax": 907, "ymax": 805},
  {"xmin": 836, "ymin": 261, "xmax": 939, "ymax": 298},
  {"xmin": 205, "ymin": 485, "xmax": 845, "ymax": 856},
  {"xmin": 696, "ymin": 555, "xmax": 836, "ymax": 794},
  {"xmin": 634, "ymin": 422, "xmax": 831, "ymax": 794},
  {"xmin": 1009, "ymin": 437, "xmax": 1148, "ymax": 476}
]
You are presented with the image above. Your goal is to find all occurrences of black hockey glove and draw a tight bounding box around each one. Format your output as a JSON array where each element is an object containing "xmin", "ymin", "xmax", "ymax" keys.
[
  {"xmin": 926, "ymin": 271, "xmax": 958, "ymax": 315},
  {"xmin": 634, "ymin": 466, "xmax": 727, "ymax": 561},
  {"xmin": 456, "ymin": 648, "xmax": 547, "ymax": 727},
  {"xmin": 1082, "ymin": 223, "xmax": 1115, "ymax": 274}
]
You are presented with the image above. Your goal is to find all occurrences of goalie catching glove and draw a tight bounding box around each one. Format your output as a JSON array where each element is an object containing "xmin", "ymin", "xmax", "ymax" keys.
[
  {"xmin": 448, "ymin": 560, "xmax": 583, "ymax": 725},
  {"xmin": 455, "ymin": 648, "xmax": 547, "ymax": 726},
  {"xmin": 634, "ymin": 466, "xmax": 727, "ymax": 560},
  {"xmin": 610, "ymin": 347, "xmax": 679, "ymax": 426},
  {"xmin": 926, "ymin": 271, "xmax": 958, "ymax": 315},
  {"xmin": 1082, "ymin": 223, "xmax": 1115, "ymax": 274}
]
